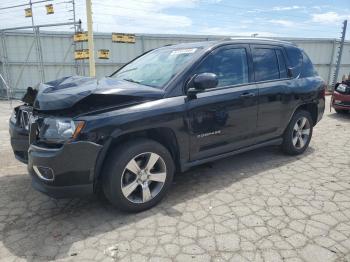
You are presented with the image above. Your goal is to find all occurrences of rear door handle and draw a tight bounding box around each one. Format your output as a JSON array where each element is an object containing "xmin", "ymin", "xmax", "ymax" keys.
[{"xmin": 240, "ymin": 92, "xmax": 255, "ymax": 97}]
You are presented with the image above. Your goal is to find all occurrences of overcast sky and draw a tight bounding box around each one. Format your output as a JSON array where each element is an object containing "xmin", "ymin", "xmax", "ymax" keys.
[{"xmin": 0, "ymin": 0, "xmax": 349, "ymax": 39}]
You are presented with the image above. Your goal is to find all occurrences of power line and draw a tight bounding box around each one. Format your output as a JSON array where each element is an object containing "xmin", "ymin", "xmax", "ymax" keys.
[
  {"xmin": 88, "ymin": 3, "xmax": 332, "ymax": 28},
  {"xmin": 89, "ymin": 9, "xmax": 337, "ymax": 34},
  {"xmin": 87, "ymin": 0, "xmax": 314, "ymax": 20},
  {"xmin": 0, "ymin": 1, "xmax": 73, "ymax": 15},
  {"xmin": 76, "ymin": 1, "xmax": 343, "ymax": 37},
  {"xmin": 0, "ymin": 0, "xmax": 53, "ymax": 11},
  {"xmin": 65, "ymin": 1, "xmax": 340, "ymax": 38},
  {"xmin": 0, "ymin": 0, "xmax": 76, "ymax": 24},
  {"xmin": 92, "ymin": 21, "xmax": 337, "ymax": 36}
]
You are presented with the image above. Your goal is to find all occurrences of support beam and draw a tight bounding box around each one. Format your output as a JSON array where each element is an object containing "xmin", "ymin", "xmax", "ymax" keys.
[{"xmin": 0, "ymin": 21, "xmax": 80, "ymax": 32}]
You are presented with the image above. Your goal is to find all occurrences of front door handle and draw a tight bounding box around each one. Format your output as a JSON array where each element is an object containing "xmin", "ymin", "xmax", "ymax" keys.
[{"xmin": 240, "ymin": 92, "xmax": 255, "ymax": 98}]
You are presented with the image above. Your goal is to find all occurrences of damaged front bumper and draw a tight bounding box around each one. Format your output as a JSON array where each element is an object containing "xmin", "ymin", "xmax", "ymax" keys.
[
  {"xmin": 9, "ymin": 106, "xmax": 31, "ymax": 164},
  {"xmin": 9, "ymin": 121, "xmax": 29, "ymax": 163},
  {"xmin": 28, "ymin": 141, "xmax": 102, "ymax": 198}
]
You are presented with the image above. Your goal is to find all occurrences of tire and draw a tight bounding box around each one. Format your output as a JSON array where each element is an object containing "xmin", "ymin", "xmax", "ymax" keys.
[
  {"xmin": 282, "ymin": 110, "xmax": 313, "ymax": 155},
  {"xmin": 335, "ymin": 109, "xmax": 348, "ymax": 114},
  {"xmin": 102, "ymin": 138, "xmax": 174, "ymax": 212}
]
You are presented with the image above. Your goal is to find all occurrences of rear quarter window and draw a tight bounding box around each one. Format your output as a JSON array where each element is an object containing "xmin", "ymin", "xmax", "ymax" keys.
[
  {"xmin": 300, "ymin": 50, "xmax": 318, "ymax": 77},
  {"xmin": 285, "ymin": 47, "xmax": 302, "ymax": 77}
]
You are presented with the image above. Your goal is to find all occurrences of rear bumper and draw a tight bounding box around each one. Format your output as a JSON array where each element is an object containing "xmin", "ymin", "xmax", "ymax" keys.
[
  {"xmin": 28, "ymin": 141, "xmax": 103, "ymax": 198},
  {"xmin": 9, "ymin": 121, "xmax": 29, "ymax": 163},
  {"xmin": 332, "ymin": 91, "xmax": 350, "ymax": 110}
]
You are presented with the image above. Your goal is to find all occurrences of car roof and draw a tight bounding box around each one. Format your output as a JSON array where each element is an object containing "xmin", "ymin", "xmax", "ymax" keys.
[{"xmin": 160, "ymin": 37, "xmax": 297, "ymax": 50}]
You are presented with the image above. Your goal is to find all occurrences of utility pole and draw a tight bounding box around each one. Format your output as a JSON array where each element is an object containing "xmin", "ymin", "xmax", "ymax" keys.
[
  {"xmin": 85, "ymin": 0, "xmax": 96, "ymax": 77},
  {"xmin": 29, "ymin": 0, "xmax": 45, "ymax": 82},
  {"xmin": 332, "ymin": 20, "xmax": 347, "ymax": 89}
]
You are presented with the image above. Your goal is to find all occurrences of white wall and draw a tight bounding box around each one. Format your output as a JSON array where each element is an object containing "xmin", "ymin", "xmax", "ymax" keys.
[{"xmin": 1, "ymin": 31, "xmax": 349, "ymax": 97}]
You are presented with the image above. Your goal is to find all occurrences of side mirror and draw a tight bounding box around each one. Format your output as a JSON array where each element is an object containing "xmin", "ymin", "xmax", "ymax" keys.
[
  {"xmin": 193, "ymin": 73, "xmax": 218, "ymax": 90},
  {"xmin": 287, "ymin": 67, "xmax": 294, "ymax": 78},
  {"xmin": 187, "ymin": 73, "xmax": 218, "ymax": 98}
]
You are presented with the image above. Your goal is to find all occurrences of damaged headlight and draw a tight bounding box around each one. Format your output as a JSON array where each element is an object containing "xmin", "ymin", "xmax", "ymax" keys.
[{"xmin": 39, "ymin": 118, "xmax": 85, "ymax": 142}]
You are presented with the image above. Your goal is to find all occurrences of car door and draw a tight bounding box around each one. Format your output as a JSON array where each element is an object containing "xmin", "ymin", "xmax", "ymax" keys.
[
  {"xmin": 186, "ymin": 45, "xmax": 258, "ymax": 161},
  {"xmin": 251, "ymin": 45, "xmax": 292, "ymax": 143}
]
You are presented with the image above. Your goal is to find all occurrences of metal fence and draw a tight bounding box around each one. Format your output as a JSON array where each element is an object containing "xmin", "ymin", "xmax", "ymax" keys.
[{"xmin": 1, "ymin": 31, "xmax": 350, "ymax": 98}]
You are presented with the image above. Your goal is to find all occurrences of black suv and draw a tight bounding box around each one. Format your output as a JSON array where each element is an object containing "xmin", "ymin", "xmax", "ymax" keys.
[{"xmin": 9, "ymin": 38, "xmax": 325, "ymax": 212}]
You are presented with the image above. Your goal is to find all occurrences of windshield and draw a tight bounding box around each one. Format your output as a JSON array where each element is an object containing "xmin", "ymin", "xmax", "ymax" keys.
[{"xmin": 112, "ymin": 47, "xmax": 201, "ymax": 88}]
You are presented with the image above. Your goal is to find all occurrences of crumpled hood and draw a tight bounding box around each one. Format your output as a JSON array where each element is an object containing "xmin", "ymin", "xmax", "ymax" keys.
[{"xmin": 32, "ymin": 76, "xmax": 164, "ymax": 111}]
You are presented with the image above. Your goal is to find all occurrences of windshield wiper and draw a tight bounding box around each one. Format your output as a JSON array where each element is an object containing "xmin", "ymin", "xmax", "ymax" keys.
[
  {"xmin": 123, "ymin": 78, "xmax": 159, "ymax": 88},
  {"xmin": 123, "ymin": 78, "xmax": 141, "ymax": 84}
]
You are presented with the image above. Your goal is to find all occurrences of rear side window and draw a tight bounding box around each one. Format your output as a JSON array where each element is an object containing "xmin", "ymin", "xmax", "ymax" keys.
[
  {"xmin": 301, "ymin": 51, "xmax": 318, "ymax": 77},
  {"xmin": 253, "ymin": 48, "xmax": 279, "ymax": 81},
  {"xmin": 195, "ymin": 48, "xmax": 249, "ymax": 88},
  {"xmin": 286, "ymin": 47, "xmax": 302, "ymax": 77}
]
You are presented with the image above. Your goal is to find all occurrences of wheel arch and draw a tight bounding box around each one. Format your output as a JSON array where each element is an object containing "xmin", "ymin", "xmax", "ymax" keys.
[
  {"xmin": 93, "ymin": 127, "xmax": 180, "ymax": 189},
  {"xmin": 290, "ymin": 102, "xmax": 318, "ymax": 126}
]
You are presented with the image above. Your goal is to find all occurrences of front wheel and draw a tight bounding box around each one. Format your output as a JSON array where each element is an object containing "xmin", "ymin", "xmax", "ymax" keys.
[
  {"xmin": 103, "ymin": 139, "xmax": 174, "ymax": 212},
  {"xmin": 282, "ymin": 110, "xmax": 313, "ymax": 155}
]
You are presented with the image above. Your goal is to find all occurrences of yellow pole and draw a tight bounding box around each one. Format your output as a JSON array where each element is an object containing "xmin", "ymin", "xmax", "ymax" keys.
[{"xmin": 86, "ymin": 0, "xmax": 95, "ymax": 77}]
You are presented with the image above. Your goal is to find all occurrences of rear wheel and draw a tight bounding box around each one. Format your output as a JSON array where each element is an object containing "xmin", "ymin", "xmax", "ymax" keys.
[
  {"xmin": 103, "ymin": 139, "xmax": 174, "ymax": 212},
  {"xmin": 282, "ymin": 110, "xmax": 313, "ymax": 155}
]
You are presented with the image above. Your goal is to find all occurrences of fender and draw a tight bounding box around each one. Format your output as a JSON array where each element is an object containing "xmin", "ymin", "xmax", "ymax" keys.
[
  {"xmin": 285, "ymin": 100, "xmax": 319, "ymax": 131},
  {"xmin": 92, "ymin": 126, "xmax": 186, "ymax": 189}
]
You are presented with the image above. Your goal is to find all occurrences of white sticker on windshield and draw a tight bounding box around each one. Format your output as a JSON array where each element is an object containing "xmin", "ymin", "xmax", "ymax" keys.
[{"xmin": 170, "ymin": 48, "xmax": 197, "ymax": 55}]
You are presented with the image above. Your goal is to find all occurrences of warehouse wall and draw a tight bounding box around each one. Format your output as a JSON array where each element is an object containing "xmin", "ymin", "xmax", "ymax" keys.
[{"xmin": 0, "ymin": 30, "xmax": 349, "ymax": 98}]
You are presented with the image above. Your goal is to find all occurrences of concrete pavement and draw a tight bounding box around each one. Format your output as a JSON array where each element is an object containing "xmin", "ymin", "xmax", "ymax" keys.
[{"xmin": 0, "ymin": 97, "xmax": 349, "ymax": 261}]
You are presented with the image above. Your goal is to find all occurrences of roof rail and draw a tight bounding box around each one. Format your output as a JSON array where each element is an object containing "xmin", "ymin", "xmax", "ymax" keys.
[{"xmin": 222, "ymin": 37, "xmax": 296, "ymax": 46}]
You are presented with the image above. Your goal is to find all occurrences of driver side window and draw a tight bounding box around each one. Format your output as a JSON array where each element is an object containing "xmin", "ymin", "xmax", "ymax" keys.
[{"xmin": 195, "ymin": 48, "xmax": 249, "ymax": 88}]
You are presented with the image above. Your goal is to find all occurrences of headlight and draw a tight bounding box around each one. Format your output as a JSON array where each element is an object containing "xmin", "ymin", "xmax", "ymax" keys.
[
  {"xmin": 39, "ymin": 118, "xmax": 85, "ymax": 142},
  {"xmin": 10, "ymin": 110, "xmax": 17, "ymax": 124},
  {"xmin": 336, "ymin": 84, "xmax": 348, "ymax": 93}
]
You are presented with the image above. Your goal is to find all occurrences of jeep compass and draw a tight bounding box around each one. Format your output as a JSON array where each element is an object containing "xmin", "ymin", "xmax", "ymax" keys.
[{"xmin": 9, "ymin": 38, "xmax": 325, "ymax": 212}]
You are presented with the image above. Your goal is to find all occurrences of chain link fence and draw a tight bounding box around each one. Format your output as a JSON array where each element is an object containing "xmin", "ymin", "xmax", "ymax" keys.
[{"xmin": 0, "ymin": 21, "xmax": 82, "ymax": 99}]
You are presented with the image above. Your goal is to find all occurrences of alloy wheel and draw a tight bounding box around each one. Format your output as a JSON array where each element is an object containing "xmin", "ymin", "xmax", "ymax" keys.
[
  {"xmin": 292, "ymin": 116, "xmax": 311, "ymax": 149},
  {"xmin": 121, "ymin": 152, "xmax": 167, "ymax": 204}
]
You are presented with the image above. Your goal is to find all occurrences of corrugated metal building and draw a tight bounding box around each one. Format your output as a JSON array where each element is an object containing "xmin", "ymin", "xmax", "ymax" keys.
[{"xmin": 1, "ymin": 30, "xmax": 349, "ymax": 97}]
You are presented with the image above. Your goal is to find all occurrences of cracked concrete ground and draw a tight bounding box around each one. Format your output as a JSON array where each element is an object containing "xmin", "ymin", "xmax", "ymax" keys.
[{"xmin": 0, "ymin": 97, "xmax": 349, "ymax": 262}]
